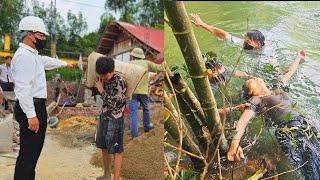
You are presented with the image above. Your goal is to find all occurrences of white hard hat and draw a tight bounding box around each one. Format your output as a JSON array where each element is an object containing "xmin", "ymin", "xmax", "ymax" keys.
[{"xmin": 18, "ymin": 16, "xmax": 49, "ymax": 35}]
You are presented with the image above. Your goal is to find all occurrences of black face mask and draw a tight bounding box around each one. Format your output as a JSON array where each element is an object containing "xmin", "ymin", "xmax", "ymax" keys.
[
  {"xmin": 33, "ymin": 37, "xmax": 47, "ymax": 50},
  {"xmin": 243, "ymin": 42, "xmax": 254, "ymax": 50}
]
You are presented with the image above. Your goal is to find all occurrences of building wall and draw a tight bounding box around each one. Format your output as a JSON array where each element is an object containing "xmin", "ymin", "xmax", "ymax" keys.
[{"xmin": 105, "ymin": 31, "xmax": 158, "ymax": 63}]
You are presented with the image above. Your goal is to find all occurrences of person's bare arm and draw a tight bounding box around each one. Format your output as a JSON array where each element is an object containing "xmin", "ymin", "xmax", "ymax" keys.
[
  {"xmin": 190, "ymin": 13, "xmax": 231, "ymax": 40},
  {"xmin": 234, "ymin": 70, "xmax": 251, "ymax": 79},
  {"xmin": 227, "ymin": 108, "xmax": 256, "ymax": 161},
  {"xmin": 218, "ymin": 103, "xmax": 250, "ymax": 116},
  {"xmin": 282, "ymin": 50, "xmax": 306, "ymax": 84}
]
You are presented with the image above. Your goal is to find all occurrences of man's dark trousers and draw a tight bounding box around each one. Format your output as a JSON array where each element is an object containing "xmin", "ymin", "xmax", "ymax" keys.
[{"xmin": 13, "ymin": 99, "xmax": 47, "ymax": 180}]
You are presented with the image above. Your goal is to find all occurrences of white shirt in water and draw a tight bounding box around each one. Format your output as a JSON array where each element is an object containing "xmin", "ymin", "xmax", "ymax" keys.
[
  {"xmin": 0, "ymin": 64, "xmax": 13, "ymax": 83},
  {"xmin": 11, "ymin": 43, "xmax": 67, "ymax": 118}
]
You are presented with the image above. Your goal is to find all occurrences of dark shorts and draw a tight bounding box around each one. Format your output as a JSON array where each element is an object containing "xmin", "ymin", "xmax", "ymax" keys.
[{"xmin": 96, "ymin": 115, "xmax": 124, "ymax": 154}]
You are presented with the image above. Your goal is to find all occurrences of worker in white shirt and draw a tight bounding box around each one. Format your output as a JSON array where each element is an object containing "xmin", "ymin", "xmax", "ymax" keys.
[
  {"xmin": 0, "ymin": 55, "xmax": 14, "ymax": 109},
  {"xmin": 12, "ymin": 16, "xmax": 74, "ymax": 180}
]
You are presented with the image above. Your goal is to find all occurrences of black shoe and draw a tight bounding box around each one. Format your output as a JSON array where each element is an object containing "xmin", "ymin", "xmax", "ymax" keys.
[{"xmin": 144, "ymin": 123, "xmax": 154, "ymax": 132}]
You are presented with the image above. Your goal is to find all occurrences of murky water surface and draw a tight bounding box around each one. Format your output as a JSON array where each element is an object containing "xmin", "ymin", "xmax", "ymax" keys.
[{"xmin": 165, "ymin": 1, "xmax": 320, "ymax": 179}]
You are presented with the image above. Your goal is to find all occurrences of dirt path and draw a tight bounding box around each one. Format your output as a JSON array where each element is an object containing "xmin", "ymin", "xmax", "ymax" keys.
[
  {"xmin": 0, "ymin": 103, "xmax": 164, "ymax": 180},
  {"xmin": 0, "ymin": 130, "xmax": 103, "ymax": 180}
]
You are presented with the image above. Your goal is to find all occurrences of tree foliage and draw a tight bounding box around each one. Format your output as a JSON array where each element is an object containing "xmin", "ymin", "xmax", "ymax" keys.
[
  {"xmin": 0, "ymin": 0, "xmax": 26, "ymax": 35},
  {"xmin": 0, "ymin": 0, "xmax": 163, "ymax": 58},
  {"xmin": 104, "ymin": 0, "xmax": 163, "ymax": 28}
]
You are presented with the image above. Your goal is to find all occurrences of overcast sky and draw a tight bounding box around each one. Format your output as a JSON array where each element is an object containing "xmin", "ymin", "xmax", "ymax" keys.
[{"xmin": 26, "ymin": 0, "xmax": 110, "ymax": 33}]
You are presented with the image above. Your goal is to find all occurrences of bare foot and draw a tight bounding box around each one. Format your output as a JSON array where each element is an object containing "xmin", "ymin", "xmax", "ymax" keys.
[{"xmin": 96, "ymin": 174, "xmax": 111, "ymax": 180}]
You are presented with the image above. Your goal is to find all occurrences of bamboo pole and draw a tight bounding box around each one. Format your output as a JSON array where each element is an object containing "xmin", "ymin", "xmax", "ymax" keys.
[
  {"xmin": 164, "ymin": 91, "xmax": 205, "ymax": 170},
  {"xmin": 170, "ymin": 72, "xmax": 206, "ymax": 126},
  {"xmin": 164, "ymin": 70, "xmax": 207, "ymax": 150},
  {"xmin": 164, "ymin": 1, "xmax": 227, "ymax": 149},
  {"xmin": 176, "ymin": 94, "xmax": 206, "ymax": 151}
]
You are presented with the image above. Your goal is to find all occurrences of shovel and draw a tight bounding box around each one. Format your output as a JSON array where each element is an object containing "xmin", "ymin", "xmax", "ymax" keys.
[{"xmin": 47, "ymin": 102, "xmax": 67, "ymax": 128}]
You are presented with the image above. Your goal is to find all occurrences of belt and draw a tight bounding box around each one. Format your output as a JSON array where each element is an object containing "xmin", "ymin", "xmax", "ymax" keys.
[
  {"xmin": 33, "ymin": 98, "xmax": 46, "ymax": 103},
  {"xmin": 16, "ymin": 98, "xmax": 46, "ymax": 103}
]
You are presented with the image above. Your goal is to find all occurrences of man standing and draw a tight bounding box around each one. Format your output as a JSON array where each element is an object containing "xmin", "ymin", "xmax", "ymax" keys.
[
  {"xmin": 0, "ymin": 55, "xmax": 14, "ymax": 109},
  {"xmin": 128, "ymin": 48, "xmax": 166, "ymax": 139},
  {"xmin": 12, "ymin": 16, "xmax": 74, "ymax": 180}
]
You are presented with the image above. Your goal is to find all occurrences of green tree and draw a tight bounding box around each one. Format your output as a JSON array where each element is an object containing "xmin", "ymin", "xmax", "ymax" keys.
[
  {"xmin": 137, "ymin": 0, "xmax": 164, "ymax": 28},
  {"xmin": 104, "ymin": 0, "xmax": 163, "ymax": 28},
  {"xmin": 80, "ymin": 31, "xmax": 100, "ymax": 55},
  {"xmin": 98, "ymin": 12, "xmax": 116, "ymax": 34},
  {"xmin": 0, "ymin": 0, "xmax": 26, "ymax": 35}
]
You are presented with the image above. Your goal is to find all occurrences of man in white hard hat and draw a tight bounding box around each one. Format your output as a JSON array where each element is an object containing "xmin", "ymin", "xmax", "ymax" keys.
[
  {"xmin": 128, "ymin": 48, "xmax": 166, "ymax": 139},
  {"xmin": 12, "ymin": 16, "xmax": 74, "ymax": 180}
]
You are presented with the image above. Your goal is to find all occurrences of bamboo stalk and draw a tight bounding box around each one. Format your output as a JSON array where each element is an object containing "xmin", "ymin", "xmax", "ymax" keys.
[
  {"xmin": 164, "ymin": 92, "xmax": 205, "ymax": 170},
  {"xmin": 176, "ymin": 94, "xmax": 206, "ymax": 152},
  {"xmin": 164, "ymin": 1, "xmax": 226, "ymax": 148},
  {"xmin": 169, "ymin": 72, "xmax": 206, "ymax": 126}
]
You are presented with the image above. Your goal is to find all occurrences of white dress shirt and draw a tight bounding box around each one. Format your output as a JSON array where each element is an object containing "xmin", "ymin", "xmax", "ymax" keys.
[
  {"xmin": 0, "ymin": 64, "xmax": 13, "ymax": 83},
  {"xmin": 12, "ymin": 43, "xmax": 67, "ymax": 118}
]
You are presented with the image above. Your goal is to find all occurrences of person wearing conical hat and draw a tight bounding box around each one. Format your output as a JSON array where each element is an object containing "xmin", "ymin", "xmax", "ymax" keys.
[{"xmin": 128, "ymin": 47, "xmax": 166, "ymax": 139}]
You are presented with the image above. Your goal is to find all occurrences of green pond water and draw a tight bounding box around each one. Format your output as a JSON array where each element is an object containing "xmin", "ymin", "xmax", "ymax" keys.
[{"xmin": 165, "ymin": 1, "xmax": 320, "ymax": 179}]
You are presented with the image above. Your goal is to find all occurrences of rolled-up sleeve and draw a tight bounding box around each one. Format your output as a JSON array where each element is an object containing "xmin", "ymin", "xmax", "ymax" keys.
[
  {"xmin": 12, "ymin": 54, "xmax": 37, "ymax": 118},
  {"xmin": 42, "ymin": 56, "xmax": 67, "ymax": 70}
]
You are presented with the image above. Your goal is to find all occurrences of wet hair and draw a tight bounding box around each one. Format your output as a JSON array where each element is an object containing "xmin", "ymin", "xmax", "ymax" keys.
[
  {"xmin": 95, "ymin": 56, "xmax": 115, "ymax": 75},
  {"xmin": 205, "ymin": 61, "xmax": 226, "ymax": 83},
  {"xmin": 205, "ymin": 61, "xmax": 222, "ymax": 70},
  {"xmin": 5, "ymin": 56, "xmax": 12, "ymax": 60},
  {"xmin": 240, "ymin": 84, "xmax": 251, "ymax": 100},
  {"xmin": 245, "ymin": 29, "xmax": 265, "ymax": 47}
]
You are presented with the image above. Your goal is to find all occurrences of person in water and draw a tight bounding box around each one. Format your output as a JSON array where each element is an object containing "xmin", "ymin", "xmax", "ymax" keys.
[
  {"xmin": 204, "ymin": 50, "xmax": 306, "ymax": 93},
  {"xmin": 227, "ymin": 53, "xmax": 320, "ymax": 179},
  {"xmin": 190, "ymin": 13, "xmax": 265, "ymax": 50}
]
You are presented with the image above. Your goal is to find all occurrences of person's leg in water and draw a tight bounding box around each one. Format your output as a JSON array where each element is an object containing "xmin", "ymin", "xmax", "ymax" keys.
[
  {"xmin": 101, "ymin": 149, "xmax": 112, "ymax": 179},
  {"xmin": 275, "ymin": 117, "xmax": 320, "ymax": 179},
  {"xmin": 113, "ymin": 153, "xmax": 122, "ymax": 180},
  {"xmin": 129, "ymin": 94, "xmax": 139, "ymax": 138},
  {"xmin": 138, "ymin": 94, "xmax": 153, "ymax": 132}
]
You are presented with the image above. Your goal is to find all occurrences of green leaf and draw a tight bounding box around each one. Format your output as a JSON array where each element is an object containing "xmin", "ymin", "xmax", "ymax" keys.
[{"xmin": 283, "ymin": 112, "xmax": 293, "ymax": 123}]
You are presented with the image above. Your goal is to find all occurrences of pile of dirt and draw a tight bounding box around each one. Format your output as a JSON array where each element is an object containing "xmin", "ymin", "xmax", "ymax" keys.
[
  {"xmin": 90, "ymin": 122, "xmax": 164, "ymax": 180},
  {"xmin": 56, "ymin": 116, "xmax": 96, "ymax": 129},
  {"xmin": 50, "ymin": 116, "xmax": 96, "ymax": 147}
]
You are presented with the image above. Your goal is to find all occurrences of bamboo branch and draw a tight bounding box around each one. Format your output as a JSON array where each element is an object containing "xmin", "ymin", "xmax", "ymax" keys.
[
  {"xmin": 164, "ymin": 153, "xmax": 174, "ymax": 179},
  {"xmin": 165, "ymin": 142, "xmax": 204, "ymax": 160},
  {"xmin": 261, "ymin": 161, "xmax": 308, "ymax": 180}
]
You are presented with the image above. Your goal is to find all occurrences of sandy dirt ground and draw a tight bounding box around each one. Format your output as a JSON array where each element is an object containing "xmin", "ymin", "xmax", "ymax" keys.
[
  {"xmin": 0, "ymin": 103, "xmax": 164, "ymax": 180},
  {"xmin": 0, "ymin": 130, "xmax": 103, "ymax": 180}
]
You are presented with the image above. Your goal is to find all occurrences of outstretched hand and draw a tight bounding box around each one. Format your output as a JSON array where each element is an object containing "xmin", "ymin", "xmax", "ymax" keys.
[
  {"xmin": 297, "ymin": 49, "xmax": 306, "ymax": 59},
  {"xmin": 67, "ymin": 62, "xmax": 76, "ymax": 68},
  {"xmin": 189, "ymin": 13, "xmax": 204, "ymax": 27}
]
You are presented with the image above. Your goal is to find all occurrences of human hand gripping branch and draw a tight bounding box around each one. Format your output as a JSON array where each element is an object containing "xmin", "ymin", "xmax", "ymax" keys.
[
  {"xmin": 218, "ymin": 103, "xmax": 251, "ymax": 116},
  {"xmin": 227, "ymin": 108, "xmax": 256, "ymax": 161}
]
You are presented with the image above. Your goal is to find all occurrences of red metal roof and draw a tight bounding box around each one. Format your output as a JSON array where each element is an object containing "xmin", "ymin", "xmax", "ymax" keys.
[{"xmin": 117, "ymin": 21, "xmax": 163, "ymax": 53}]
